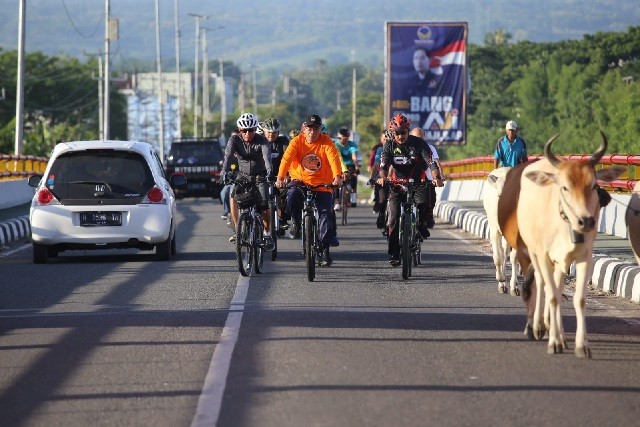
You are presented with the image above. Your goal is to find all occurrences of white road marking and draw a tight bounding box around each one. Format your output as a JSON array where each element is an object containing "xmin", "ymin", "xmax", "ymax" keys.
[
  {"xmin": 0, "ymin": 243, "xmax": 30, "ymax": 257},
  {"xmin": 191, "ymin": 275, "xmax": 250, "ymax": 427}
]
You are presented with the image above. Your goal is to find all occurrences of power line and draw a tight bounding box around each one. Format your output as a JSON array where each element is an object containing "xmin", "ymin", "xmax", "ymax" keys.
[{"xmin": 60, "ymin": 0, "xmax": 103, "ymax": 39}]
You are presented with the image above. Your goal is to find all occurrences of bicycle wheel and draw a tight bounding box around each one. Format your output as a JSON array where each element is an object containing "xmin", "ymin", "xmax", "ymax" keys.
[
  {"xmin": 254, "ymin": 220, "xmax": 265, "ymax": 274},
  {"xmin": 236, "ymin": 213, "xmax": 253, "ymax": 277},
  {"xmin": 304, "ymin": 215, "xmax": 315, "ymax": 281},
  {"xmin": 341, "ymin": 186, "xmax": 350, "ymax": 225},
  {"xmin": 401, "ymin": 211, "xmax": 412, "ymax": 280},
  {"xmin": 270, "ymin": 205, "xmax": 278, "ymax": 261}
]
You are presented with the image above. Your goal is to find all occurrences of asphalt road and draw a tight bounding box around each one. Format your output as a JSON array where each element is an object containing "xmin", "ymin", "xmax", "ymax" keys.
[{"xmin": 1, "ymin": 198, "xmax": 639, "ymax": 427}]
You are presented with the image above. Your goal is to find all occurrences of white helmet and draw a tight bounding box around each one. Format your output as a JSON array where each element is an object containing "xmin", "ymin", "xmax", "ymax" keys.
[{"xmin": 237, "ymin": 113, "xmax": 258, "ymax": 130}]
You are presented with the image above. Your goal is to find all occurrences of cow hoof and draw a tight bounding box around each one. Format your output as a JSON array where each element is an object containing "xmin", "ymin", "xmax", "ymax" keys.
[
  {"xmin": 574, "ymin": 346, "xmax": 592, "ymax": 359},
  {"xmin": 525, "ymin": 324, "xmax": 536, "ymax": 340},
  {"xmin": 510, "ymin": 288, "xmax": 520, "ymax": 297},
  {"xmin": 533, "ymin": 326, "xmax": 546, "ymax": 341},
  {"xmin": 498, "ymin": 283, "xmax": 507, "ymax": 294},
  {"xmin": 547, "ymin": 343, "xmax": 564, "ymax": 355}
]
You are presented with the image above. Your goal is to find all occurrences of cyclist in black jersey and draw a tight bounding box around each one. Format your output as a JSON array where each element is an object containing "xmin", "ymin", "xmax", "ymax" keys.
[
  {"xmin": 260, "ymin": 117, "xmax": 291, "ymax": 232},
  {"xmin": 376, "ymin": 114, "xmax": 441, "ymax": 266}
]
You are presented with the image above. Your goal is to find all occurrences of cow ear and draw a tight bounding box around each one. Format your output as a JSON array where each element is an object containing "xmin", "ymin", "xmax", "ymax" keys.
[
  {"xmin": 525, "ymin": 170, "xmax": 556, "ymax": 186},
  {"xmin": 595, "ymin": 166, "xmax": 626, "ymax": 183}
]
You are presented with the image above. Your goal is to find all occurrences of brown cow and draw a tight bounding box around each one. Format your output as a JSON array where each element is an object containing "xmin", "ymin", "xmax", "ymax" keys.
[
  {"xmin": 626, "ymin": 181, "xmax": 640, "ymax": 266},
  {"xmin": 498, "ymin": 132, "xmax": 624, "ymax": 357}
]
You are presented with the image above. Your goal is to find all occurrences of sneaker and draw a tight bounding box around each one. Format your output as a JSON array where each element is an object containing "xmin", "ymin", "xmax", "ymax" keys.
[
  {"xmin": 417, "ymin": 225, "xmax": 430, "ymax": 239},
  {"xmin": 333, "ymin": 203, "xmax": 342, "ymax": 212},
  {"xmin": 262, "ymin": 235, "xmax": 275, "ymax": 251},
  {"xmin": 289, "ymin": 221, "xmax": 301, "ymax": 239},
  {"xmin": 330, "ymin": 235, "xmax": 340, "ymax": 247},
  {"xmin": 221, "ymin": 213, "xmax": 229, "ymax": 220},
  {"xmin": 376, "ymin": 213, "xmax": 385, "ymax": 229},
  {"xmin": 426, "ymin": 216, "xmax": 435, "ymax": 229},
  {"xmin": 229, "ymin": 233, "xmax": 237, "ymax": 243},
  {"xmin": 321, "ymin": 249, "xmax": 333, "ymax": 267},
  {"xmin": 389, "ymin": 257, "xmax": 400, "ymax": 267}
]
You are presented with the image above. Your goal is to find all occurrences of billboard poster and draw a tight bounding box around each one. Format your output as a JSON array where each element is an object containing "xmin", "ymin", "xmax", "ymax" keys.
[{"xmin": 386, "ymin": 22, "xmax": 468, "ymax": 146}]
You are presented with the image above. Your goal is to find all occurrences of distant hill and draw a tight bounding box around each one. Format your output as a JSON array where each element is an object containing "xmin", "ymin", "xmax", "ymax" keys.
[{"xmin": 1, "ymin": 0, "xmax": 638, "ymax": 71}]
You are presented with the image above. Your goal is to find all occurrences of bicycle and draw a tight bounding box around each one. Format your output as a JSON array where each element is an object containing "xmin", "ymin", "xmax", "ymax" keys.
[
  {"xmin": 288, "ymin": 182, "xmax": 335, "ymax": 282},
  {"xmin": 387, "ymin": 178, "xmax": 423, "ymax": 280},
  {"xmin": 234, "ymin": 175, "xmax": 266, "ymax": 277},
  {"xmin": 268, "ymin": 181, "xmax": 279, "ymax": 261}
]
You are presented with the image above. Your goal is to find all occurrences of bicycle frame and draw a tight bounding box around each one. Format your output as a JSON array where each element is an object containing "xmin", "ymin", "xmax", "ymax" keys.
[
  {"xmin": 235, "ymin": 179, "xmax": 265, "ymax": 277},
  {"xmin": 389, "ymin": 179, "xmax": 422, "ymax": 279}
]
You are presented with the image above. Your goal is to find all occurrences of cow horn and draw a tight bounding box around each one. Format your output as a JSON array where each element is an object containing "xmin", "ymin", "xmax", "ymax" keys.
[
  {"xmin": 544, "ymin": 134, "xmax": 561, "ymax": 167},
  {"xmin": 589, "ymin": 130, "xmax": 608, "ymax": 166}
]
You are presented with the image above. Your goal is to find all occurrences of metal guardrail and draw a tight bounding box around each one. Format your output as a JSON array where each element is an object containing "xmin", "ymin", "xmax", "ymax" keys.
[
  {"xmin": 0, "ymin": 154, "xmax": 49, "ymax": 180},
  {"xmin": 441, "ymin": 154, "xmax": 639, "ymax": 192}
]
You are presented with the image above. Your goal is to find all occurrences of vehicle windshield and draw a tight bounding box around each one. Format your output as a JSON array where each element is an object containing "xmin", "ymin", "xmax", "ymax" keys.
[{"xmin": 167, "ymin": 143, "xmax": 223, "ymax": 165}]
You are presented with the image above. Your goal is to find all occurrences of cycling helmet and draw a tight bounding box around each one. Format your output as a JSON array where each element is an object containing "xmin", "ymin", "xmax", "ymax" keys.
[
  {"xmin": 236, "ymin": 113, "xmax": 258, "ymax": 130},
  {"xmin": 261, "ymin": 118, "xmax": 281, "ymax": 132},
  {"xmin": 388, "ymin": 114, "xmax": 410, "ymax": 131}
]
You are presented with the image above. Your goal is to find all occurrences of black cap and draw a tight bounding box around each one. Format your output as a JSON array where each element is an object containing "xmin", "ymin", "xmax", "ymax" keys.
[
  {"xmin": 338, "ymin": 127, "xmax": 350, "ymax": 137},
  {"xmin": 305, "ymin": 114, "xmax": 322, "ymax": 128}
]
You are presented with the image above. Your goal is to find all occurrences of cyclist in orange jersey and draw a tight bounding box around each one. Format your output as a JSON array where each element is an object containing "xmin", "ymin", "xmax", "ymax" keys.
[{"xmin": 276, "ymin": 114, "xmax": 343, "ymax": 266}]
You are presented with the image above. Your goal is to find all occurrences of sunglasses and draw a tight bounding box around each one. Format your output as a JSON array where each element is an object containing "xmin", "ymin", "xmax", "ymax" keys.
[
  {"xmin": 240, "ymin": 128, "xmax": 256, "ymax": 133},
  {"xmin": 393, "ymin": 130, "xmax": 408, "ymax": 136}
]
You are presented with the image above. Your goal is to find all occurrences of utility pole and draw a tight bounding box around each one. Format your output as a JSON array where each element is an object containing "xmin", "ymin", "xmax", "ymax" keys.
[
  {"xmin": 351, "ymin": 49, "xmax": 357, "ymax": 133},
  {"xmin": 220, "ymin": 59, "xmax": 226, "ymax": 136},
  {"xmin": 84, "ymin": 51, "xmax": 104, "ymax": 139},
  {"xmin": 155, "ymin": 0, "xmax": 165, "ymax": 159},
  {"xmin": 202, "ymin": 29, "xmax": 209, "ymax": 137},
  {"xmin": 252, "ymin": 66, "xmax": 257, "ymax": 117},
  {"xmin": 188, "ymin": 13, "xmax": 208, "ymax": 138},
  {"xmin": 174, "ymin": 0, "xmax": 182, "ymax": 138},
  {"xmin": 104, "ymin": 0, "xmax": 111, "ymax": 140},
  {"xmin": 14, "ymin": 0, "xmax": 25, "ymax": 155}
]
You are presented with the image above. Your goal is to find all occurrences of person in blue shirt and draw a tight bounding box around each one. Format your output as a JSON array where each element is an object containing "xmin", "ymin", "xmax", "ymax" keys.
[
  {"xmin": 333, "ymin": 128, "xmax": 360, "ymax": 211},
  {"xmin": 494, "ymin": 120, "xmax": 528, "ymax": 168}
]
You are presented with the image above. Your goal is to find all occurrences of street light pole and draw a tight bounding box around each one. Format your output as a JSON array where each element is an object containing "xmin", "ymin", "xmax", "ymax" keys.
[
  {"xmin": 155, "ymin": 0, "xmax": 165, "ymax": 159},
  {"xmin": 174, "ymin": 0, "xmax": 182, "ymax": 138},
  {"xmin": 104, "ymin": 0, "xmax": 111, "ymax": 140},
  {"xmin": 14, "ymin": 0, "xmax": 25, "ymax": 155},
  {"xmin": 351, "ymin": 49, "xmax": 356, "ymax": 133}
]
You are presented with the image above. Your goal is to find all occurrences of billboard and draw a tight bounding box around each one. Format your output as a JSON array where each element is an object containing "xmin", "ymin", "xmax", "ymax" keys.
[{"xmin": 386, "ymin": 22, "xmax": 468, "ymax": 146}]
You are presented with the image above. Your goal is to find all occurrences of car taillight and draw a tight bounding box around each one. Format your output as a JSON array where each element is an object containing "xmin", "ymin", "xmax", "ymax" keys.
[
  {"xmin": 145, "ymin": 186, "xmax": 165, "ymax": 203},
  {"xmin": 209, "ymin": 170, "xmax": 220, "ymax": 177},
  {"xmin": 36, "ymin": 188, "xmax": 56, "ymax": 205}
]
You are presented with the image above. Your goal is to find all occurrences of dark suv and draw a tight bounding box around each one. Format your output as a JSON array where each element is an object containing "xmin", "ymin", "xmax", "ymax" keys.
[{"xmin": 164, "ymin": 138, "xmax": 225, "ymax": 199}]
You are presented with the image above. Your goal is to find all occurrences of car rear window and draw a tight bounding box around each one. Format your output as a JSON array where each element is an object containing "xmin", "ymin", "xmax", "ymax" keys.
[{"xmin": 46, "ymin": 150, "xmax": 155, "ymax": 205}]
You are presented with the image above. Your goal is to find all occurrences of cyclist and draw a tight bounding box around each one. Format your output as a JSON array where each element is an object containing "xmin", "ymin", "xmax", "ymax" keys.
[
  {"xmin": 369, "ymin": 130, "xmax": 392, "ymax": 230},
  {"xmin": 409, "ymin": 127, "xmax": 444, "ymax": 228},
  {"xmin": 260, "ymin": 117, "xmax": 290, "ymax": 234},
  {"xmin": 376, "ymin": 114, "xmax": 440, "ymax": 266},
  {"xmin": 275, "ymin": 114, "xmax": 343, "ymax": 267},
  {"xmin": 333, "ymin": 128, "xmax": 360, "ymax": 211},
  {"xmin": 222, "ymin": 113, "xmax": 275, "ymax": 250}
]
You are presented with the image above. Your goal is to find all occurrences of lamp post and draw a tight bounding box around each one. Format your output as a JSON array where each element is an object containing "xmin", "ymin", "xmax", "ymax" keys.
[
  {"xmin": 173, "ymin": 0, "xmax": 182, "ymax": 138},
  {"xmin": 14, "ymin": 0, "xmax": 25, "ymax": 154},
  {"xmin": 351, "ymin": 49, "xmax": 356, "ymax": 133},
  {"xmin": 154, "ymin": 0, "xmax": 165, "ymax": 159}
]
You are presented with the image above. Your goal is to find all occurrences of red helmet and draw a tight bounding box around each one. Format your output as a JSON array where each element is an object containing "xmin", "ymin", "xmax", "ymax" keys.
[{"xmin": 388, "ymin": 114, "xmax": 410, "ymax": 131}]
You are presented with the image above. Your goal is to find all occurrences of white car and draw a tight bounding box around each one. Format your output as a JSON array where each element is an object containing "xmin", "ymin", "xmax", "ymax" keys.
[{"xmin": 28, "ymin": 140, "xmax": 186, "ymax": 263}]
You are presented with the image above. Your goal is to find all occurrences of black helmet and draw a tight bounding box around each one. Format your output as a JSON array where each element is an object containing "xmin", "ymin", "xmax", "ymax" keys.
[{"xmin": 261, "ymin": 118, "xmax": 281, "ymax": 132}]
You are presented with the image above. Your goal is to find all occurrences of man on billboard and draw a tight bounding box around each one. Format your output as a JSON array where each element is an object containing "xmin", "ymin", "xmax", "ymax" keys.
[{"xmin": 387, "ymin": 22, "xmax": 468, "ymax": 146}]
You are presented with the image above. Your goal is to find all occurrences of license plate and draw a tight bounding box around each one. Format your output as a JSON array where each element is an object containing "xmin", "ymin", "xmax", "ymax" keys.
[
  {"xmin": 80, "ymin": 211, "xmax": 122, "ymax": 226},
  {"xmin": 188, "ymin": 183, "xmax": 206, "ymax": 190}
]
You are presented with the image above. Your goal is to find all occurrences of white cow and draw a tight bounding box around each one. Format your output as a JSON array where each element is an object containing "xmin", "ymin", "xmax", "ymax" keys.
[
  {"xmin": 483, "ymin": 167, "xmax": 519, "ymax": 295},
  {"xmin": 515, "ymin": 133, "xmax": 624, "ymax": 357},
  {"xmin": 626, "ymin": 181, "xmax": 640, "ymax": 266}
]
